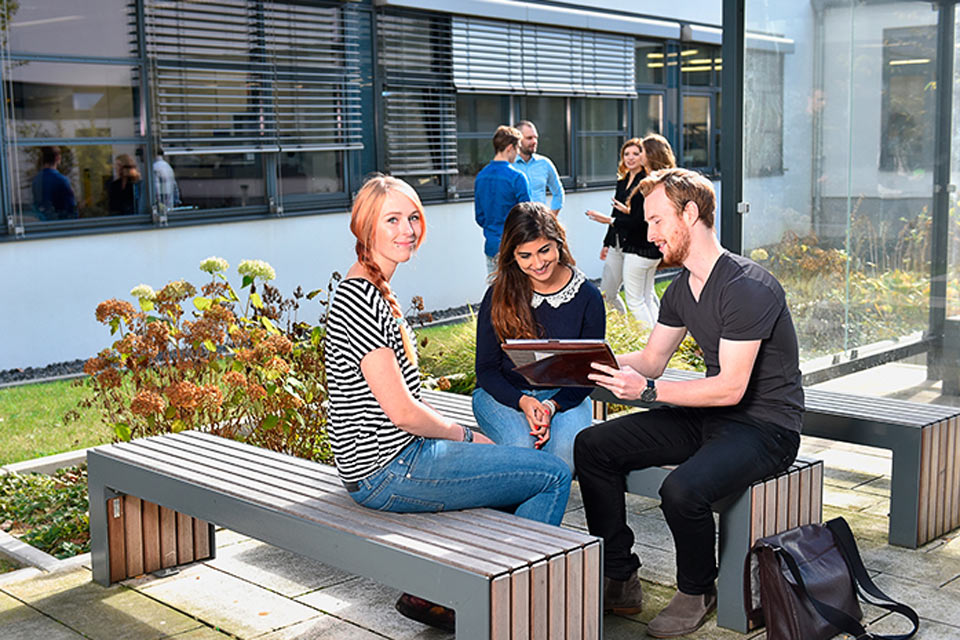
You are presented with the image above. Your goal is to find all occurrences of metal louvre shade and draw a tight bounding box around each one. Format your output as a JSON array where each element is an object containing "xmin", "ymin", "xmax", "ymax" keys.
[
  {"xmin": 378, "ymin": 12, "xmax": 457, "ymax": 177},
  {"xmin": 453, "ymin": 16, "xmax": 636, "ymax": 97},
  {"xmin": 143, "ymin": 0, "xmax": 362, "ymax": 154}
]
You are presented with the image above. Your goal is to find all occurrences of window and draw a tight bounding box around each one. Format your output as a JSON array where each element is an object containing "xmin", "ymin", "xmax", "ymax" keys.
[
  {"xmin": 455, "ymin": 94, "xmax": 507, "ymax": 193},
  {"xmin": 744, "ymin": 50, "xmax": 783, "ymax": 177},
  {"xmin": 144, "ymin": 0, "xmax": 360, "ymax": 213},
  {"xmin": 516, "ymin": 96, "xmax": 569, "ymax": 177},
  {"xmin": 680, "ymin": 44, "xmax": 721, "ymax": 173},
  {"xmin": 880, "ymin": 26, "xmax": 936, "ymax": 173},
  {"xmin": 576, "ymin": 99, "xmax": 627, "ymax": 185},
  {"xmin": 378, "ymin": 11, "xmax": 457, "ymax": 195}
]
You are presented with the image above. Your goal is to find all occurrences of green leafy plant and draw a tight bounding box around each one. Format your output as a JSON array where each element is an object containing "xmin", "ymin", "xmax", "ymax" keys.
[
  {"xmin": 70, "ymin": 258, "xmax": 336, "ymax": 463},
  {"xmin": 0, "ymin": 464, "xmax": 89, "ymax": 559}
]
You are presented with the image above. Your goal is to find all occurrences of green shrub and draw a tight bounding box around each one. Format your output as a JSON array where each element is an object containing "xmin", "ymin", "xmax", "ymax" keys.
[
  {"xmin": 0, "ymin": 465, "xmax": 89, "ymax": 559},
  {"xmin": 69, "ymin": 258, "xmax": 335, "ymax": 463}
]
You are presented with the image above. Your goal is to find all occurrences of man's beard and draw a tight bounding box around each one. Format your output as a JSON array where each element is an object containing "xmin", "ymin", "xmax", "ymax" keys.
[{"xmin": 659, "ymin": 226, "xmax": 691, "ymax": 268}]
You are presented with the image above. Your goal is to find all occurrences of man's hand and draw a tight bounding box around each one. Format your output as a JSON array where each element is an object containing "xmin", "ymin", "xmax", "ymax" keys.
[
  {"xmin": 600, "ymin": 246, "xmax": 609, "ymax": 260},
  {"xmin": 472, "ymin": 432, "xmax": 495, "ymax": 445},
  {"xmin": 588, "ymin": 361, "xmax": 648, "ymax": 401}
]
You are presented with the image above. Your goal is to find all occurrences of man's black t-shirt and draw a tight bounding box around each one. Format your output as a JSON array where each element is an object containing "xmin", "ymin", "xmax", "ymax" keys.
[{"xmin": 658, "ymin": 252, "xmax": 804, "ymax": 432}]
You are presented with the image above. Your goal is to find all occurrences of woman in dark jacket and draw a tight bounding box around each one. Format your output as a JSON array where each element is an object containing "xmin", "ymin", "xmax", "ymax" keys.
[{"xmin": 586, "ymin": 134, "xmax": 675, "ymax": 327}]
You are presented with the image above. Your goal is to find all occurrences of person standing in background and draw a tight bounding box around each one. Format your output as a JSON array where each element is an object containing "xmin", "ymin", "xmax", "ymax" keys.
[{"xmin": 513, "ymin": 121, "xmax": 564, "ymax": 215}]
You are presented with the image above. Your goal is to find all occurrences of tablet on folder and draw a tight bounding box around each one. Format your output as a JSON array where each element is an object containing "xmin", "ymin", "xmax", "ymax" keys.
[{"xmin": 502, "ymin": 339, "xmax": 619, "ymax": 387}]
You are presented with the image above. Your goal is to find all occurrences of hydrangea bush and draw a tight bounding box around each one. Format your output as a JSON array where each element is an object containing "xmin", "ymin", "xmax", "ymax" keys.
[{"xmin": 72, "ymin": 258, "xmax": 337, "ymax": 463}]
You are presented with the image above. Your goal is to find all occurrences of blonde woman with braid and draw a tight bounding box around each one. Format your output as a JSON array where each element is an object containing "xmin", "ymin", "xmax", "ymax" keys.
[{"xmin": 325, "ymin": 174, "xmax": 572, "ymax": 633}]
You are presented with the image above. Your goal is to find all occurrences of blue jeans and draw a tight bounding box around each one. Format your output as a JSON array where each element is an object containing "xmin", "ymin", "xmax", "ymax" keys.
[
  {"xmin": 345, "ymin": 437, "xmax": 572, "ymax": 525},
  {"xmin": 472, "ymin": 387, "xmax": 593, "ymax": 475}
]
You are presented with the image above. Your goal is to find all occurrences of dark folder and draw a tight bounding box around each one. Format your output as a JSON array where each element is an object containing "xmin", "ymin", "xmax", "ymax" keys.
[{"xmin": 502, "ymin": 339, "xmax": 618, "ymax": 387}]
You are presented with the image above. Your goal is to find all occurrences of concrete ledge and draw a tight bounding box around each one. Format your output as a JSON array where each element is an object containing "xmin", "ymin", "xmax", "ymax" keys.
[
  {"xmin": 1, "ymin": 447, "xmax": 91, "ymax": 476},
  {"xmin": 0, "ymin": 529, "xmax": 60, "ymax": 572}
]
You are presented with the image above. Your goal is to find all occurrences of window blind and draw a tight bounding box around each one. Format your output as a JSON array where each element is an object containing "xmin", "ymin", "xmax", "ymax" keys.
[
  {"xmin": 378, "ymin": 12, "xmax": 457, "ymax": 177},
  {"xmin": 144, "ymin": 0, "xmax": 361, "ymax": 154},
  {"xmin": 453, "ymin": 17, "xmax": 636, "ymax": 97}
]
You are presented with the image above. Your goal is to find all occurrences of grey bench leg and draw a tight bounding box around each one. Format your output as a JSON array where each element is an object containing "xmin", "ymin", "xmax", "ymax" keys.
[
  {"xmin": 88, "ymin": 451, "xmax": 117, "ymax": 587},
  {"xmin": 715, "ymin": 489, "xmax": 750, "ymax": 633},
  {"xmin": 888, "ymin": 431, "xmax": 924, "ymax": 548}
]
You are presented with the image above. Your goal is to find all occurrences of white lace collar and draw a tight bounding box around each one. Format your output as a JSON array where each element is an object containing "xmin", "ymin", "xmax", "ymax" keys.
[{"xmin": 531, "ymin": 268, "xmax": 585, "ymax": 309}]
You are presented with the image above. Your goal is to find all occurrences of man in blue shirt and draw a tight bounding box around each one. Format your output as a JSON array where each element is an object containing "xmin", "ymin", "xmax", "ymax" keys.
[
  {"xmin": 474, "ymin": 125, "xmax": 532, "ymax": 274},
  {"xmin": 513, "ymin": 121, "xmax": 564, "ymax": 215},
  {"xmin": 32, "ymin": 146, "xmax": 77, "ymax": 221}
]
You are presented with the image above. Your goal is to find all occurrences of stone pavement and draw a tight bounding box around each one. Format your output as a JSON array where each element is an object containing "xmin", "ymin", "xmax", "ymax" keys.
[{"xmin": 2, "ymin": 362, "xmax": 960, "ymax": 639}]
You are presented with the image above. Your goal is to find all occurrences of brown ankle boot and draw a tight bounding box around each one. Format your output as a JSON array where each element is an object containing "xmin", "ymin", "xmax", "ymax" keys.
[
  {"xmin": 603, "ymin": 572, "xmax": 643, "ymax": 615},
  {"xmin": 646, "ymin": 588, "xmax": 717, "ymax": 638}
]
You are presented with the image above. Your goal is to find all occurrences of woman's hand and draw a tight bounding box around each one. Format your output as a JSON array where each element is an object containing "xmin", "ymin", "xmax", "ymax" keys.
[
  {"xmin": 588, "ymin": 361, "xmax": 647, "ymax": 401},
  {"xmin": 519, "ymin": 395, "xmax": 552, "ymax": 448},
  {"xmin": 473, "ymin": 432, "xmax": 495, "ymax": 445},
  {"xmin": 585, "ymin": 209, "xmax": 613, "ymax": 225},
  {"xmin": 600, "ymin": 246, "xmax": 609, "ymax": 260},
  {"xmin": 611, "ymin": 198, "xmax": 630, "ymax": 214}
]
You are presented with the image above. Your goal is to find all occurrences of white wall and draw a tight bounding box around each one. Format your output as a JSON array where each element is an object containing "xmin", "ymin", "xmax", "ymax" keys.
[
  {"xmin": 0, "ymin": 190, "xmax": 620, "ymax": 369},
  {"xmin": 586, "ymin": 0, "xmax": 720, "ymax": 28}
]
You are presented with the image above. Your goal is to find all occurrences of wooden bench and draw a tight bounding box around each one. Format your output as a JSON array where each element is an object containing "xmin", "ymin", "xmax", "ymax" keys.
[
  {"xmin": 87, "ymin": 430, "xmax": 602, "ymax": 640},
  {"xmin": 423, "ymin": 389, "xmax": 823, "ymax": 633},
  {"xmin": 591, "ymin": 368, "xmax": 960, "ymax": 549}
]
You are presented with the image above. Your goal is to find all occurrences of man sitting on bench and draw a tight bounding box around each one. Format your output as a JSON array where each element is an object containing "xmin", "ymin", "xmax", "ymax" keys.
[{"xmin": 577, "ymin": 168, "xmax": 804, "ymax": 638}]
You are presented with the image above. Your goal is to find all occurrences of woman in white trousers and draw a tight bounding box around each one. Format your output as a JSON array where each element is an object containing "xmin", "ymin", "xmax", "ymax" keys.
[{"xmin": 586, "ymin": 134, "xmax": 676, "ymax": 328}]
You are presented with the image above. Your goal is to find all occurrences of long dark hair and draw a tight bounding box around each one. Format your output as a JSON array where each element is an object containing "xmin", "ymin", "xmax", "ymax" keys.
[{"xmin": 491, "ymin": 202, "xmax": 575, "ymax": 341}]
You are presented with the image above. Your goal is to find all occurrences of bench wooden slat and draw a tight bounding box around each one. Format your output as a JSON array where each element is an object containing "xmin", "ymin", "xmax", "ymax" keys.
[
  {"xmin": 123, "ymin": 495, "xmax": 144, "ymax": 577},
  {"xmin": 511, "ymin": 566, "xmax": 530, "ymax": 640},
  {"xmin": 107, "ymin": 497, "xmax": 126, "ymax": 583},
  {"xmin": 490, "ymin": 573, "xmax": 511, "ymax": 640},
  {"xmin": 100, "ymin": 444, "xmax": 514, "ymax": 577},
  {"xmin": 159, "ymin": 506, "xmax": 177, "ymax": 568},
  {"xmin": 176, "ymin": 511, "xmax": 194, "ymax": 564},
  {"xmin": 799, "ymin": 465, "xmax": 813, "ymax": 526},
  {"xmin": 951, "ymin": 417, "xmax": 960, "ymax": 533},
  {"xmin": 531, "ymin": 560, "xmax": 549, "ymax": 640},
  {"xmin": 583, "ymin": 542, "xmax": 601, "ymax": 640},
  {"xmin": 141, "ymin": 501, "xmax": 161, "ymax": 573},
  {"xmin": 566, "ymin": 548, "xmax": 584, "ymax": 640},
  {"xmin": 547, "ymin": 554, "xmax": 565, "ymax": 639}
]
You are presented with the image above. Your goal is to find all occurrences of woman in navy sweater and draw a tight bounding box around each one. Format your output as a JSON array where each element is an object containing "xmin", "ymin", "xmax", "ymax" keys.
[{"xmin": 472, "ymin": 202, "xmax": 605, "ymax": 473}]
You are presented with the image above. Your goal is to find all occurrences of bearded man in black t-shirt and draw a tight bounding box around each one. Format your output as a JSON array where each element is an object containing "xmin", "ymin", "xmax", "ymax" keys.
[{"xmin": 577, "ymin": 168, "xmax": 804, "ymax": 638}]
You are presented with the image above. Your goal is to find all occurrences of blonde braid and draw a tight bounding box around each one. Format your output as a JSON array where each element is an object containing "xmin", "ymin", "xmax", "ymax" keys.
[{"xmin": 357, "ymin": 245, "xmax": 418, "ymax": 367}]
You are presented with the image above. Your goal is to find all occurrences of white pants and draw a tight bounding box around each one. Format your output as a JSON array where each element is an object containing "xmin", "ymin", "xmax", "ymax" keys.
[
  {"xmin": 600, "ymin": 247, "xmax": 660, "ymax": 328},
  {"xmin": 622, "ymin": 254, "xmax": 660, "ymax": 328}
]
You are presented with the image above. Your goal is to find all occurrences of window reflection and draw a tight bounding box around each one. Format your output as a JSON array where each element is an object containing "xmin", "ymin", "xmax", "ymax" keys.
[
  {"xmin": 16, "ymin": 144, "xmax": 145, "ymax": 221},
  {"xmin": 167, "ymin": 154, "xmax": 265, "ymax": 210},
  {"xmin": 8, "ymin": 62, "xmax": 139, "ymax": 140},
  {"xmin": 682, "ymin": 95, "xmax": 709, "ymax": 167},
  {"xmin": 517, "ymin": 96, "xmax": 569, "ymax": 177},
  {"xmin": 635, "ymin": 93, "xmax": 663, "ymax": 138},
  {"xmin": 279, "ymin": 151, "xmax": 343, "ymax": 197},
  {"xmin": 7, "ymin": 0, "xmax": 133, "ymax": 58},
  {"xmin": 636, "ymin": 42, "xmax": 665, "ymax": 86},
  {"xmin": 576, "ymin": 99, "xmax": 625, "ymax": 184}
]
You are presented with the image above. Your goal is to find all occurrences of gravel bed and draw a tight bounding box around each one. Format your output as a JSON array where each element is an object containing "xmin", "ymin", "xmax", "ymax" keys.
[{"xmin": 0, "ymin": 360, "xmax": 86, "ymax": 387}]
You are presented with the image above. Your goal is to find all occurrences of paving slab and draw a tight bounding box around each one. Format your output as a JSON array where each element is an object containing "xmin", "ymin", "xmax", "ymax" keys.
[
  {"xmin": 816, "ymin": 448, "xmax": 893, "ymax": 478},
  {"xmin": 205, "ymin": 538, "xmax": 355, "ymax": 597},
  {"xmin": 0, "ymin": 590, "xmax": 85, "ymax": 640},
  {"xmin": 872, "ymin": 573, "xmax": 960, "ymax": 627},
  {"xmin": 0, "ymin": 566, "xmax": 201, "ymax": 639},
  {"xmin": 258, "ymin": 614, "xmax": 385, "ymax": 639},
  {"xmin": 869, "ymin": 615, "xmax": 960, "ymax": 640},
  {"xmin": 296, "ymin": 575, "xmax": 451, "ymax": 640},
  {"xmin": 127, "ymin": 562, "xmax": 320, "ymax": 638},
  {"xmin": 822, "ymin": 466, "xmax": 886, "ymax": 491}
]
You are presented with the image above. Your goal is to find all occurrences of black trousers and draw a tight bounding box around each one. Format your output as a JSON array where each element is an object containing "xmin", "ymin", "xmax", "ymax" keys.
[{"xmin": 574, "ymin": 406, "xmax": 799, "ymax": 594}]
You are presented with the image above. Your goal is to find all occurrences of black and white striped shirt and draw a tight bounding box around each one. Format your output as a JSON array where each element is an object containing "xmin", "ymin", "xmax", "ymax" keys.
[{"xmin": 325, "ymin": 278, "xmax": 419, "ymax": 482}]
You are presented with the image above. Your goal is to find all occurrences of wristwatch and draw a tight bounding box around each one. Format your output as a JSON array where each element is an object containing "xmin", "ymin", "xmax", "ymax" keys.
[
  {"xmin": 640, "ymin": 378, "xmax": 657, "ymax": 403},
  {"xmin": 460, "ymin": 424, "xmax": 474, "ymax": 443}
]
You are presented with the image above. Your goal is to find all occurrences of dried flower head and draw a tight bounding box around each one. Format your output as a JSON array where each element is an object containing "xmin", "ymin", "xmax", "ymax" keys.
[
  {"xmin": 264, "ymin": 356, "xmax": 290, "ymax": 375},
  {"xmin": 750, "ymin": 248, "xmax": 769, "ymax": 262},
  {"xmin": 199, "ymin": 256, "xmax": 230, "ymax": 274},
  {"xmin": 96, "ymin": 369, "xmax": 122, "ymax": 389},
  {"xmin": 130, "ymin": 284, "xmax": 156, "ymax": 301},
  {"xmin": 130, "ymin": 390, "xmax": 166, "ymax": 416},
  {"xmin": 157, "ymin": 280, "xmax": 197, "ymax": 303},
  {"xmin": 223, "ymin": 371, "xmax": 248, "ymax": 387},
  {"xmin": 95, "ymin": 299, "xmax": 137, "ymax": 324},
  {"xmin": 247, "ymin": 383, "xmax": 267, "ymax": 400},
  {"xmin": 199, "ymin": 385, "xmax": 224, "ymax": 411},
  {"xmin": 165, "ymin": 381, "xmax": 203, "ymax": 410},
  {"xmin": 237, "ymin": 259, "xmax": 276, "ymax": 282}
]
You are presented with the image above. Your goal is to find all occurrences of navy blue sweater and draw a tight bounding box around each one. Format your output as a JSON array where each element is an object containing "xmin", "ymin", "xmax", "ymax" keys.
[{"xmin": 475, "ymin": 268, "xmax": 605, "ymax": 412}]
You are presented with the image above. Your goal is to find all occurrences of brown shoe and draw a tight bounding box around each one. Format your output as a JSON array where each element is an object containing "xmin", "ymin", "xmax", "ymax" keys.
[
  {"xmin": 646, "ymin": 589, "xmax": 717, "ymax": 638},
  {"xmin": 603, "ymin": 572, "xmax": 643, "ymax": 615},
  {"xmin": 395, "ymin": 593, "xmax": 455, "ymax": 633}
]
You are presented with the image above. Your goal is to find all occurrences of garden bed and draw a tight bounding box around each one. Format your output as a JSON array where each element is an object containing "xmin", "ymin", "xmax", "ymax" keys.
[{"xmin": 0, "ymin": 464, "xmax": 89, "ymax": 559}]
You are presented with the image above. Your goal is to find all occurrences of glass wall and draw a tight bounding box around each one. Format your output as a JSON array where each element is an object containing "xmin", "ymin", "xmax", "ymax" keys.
[{"xmin": 741, "ymin": 0, "xmax": 959, "ymax": 383}]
